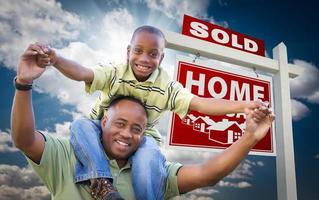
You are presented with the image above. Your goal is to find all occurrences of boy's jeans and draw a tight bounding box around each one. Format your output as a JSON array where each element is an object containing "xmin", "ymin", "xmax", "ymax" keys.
[{"xmin": 70, "ymin": 117, "xmax": 167, "ymax": 200}]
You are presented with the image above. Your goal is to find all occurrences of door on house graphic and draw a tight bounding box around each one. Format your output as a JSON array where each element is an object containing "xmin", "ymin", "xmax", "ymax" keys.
[
  {"xmin": 228, "ymin": 130, "xmax": 234, "ymax": 143},
  {"xmin": 201, "ymin": 123, "xmax": 205, "ymax": 132}
]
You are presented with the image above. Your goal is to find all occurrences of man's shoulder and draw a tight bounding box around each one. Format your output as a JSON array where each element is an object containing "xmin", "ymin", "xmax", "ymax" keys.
[{"xmin": 33, "ymin": 132, "xmax": 74, "ymax": 163}]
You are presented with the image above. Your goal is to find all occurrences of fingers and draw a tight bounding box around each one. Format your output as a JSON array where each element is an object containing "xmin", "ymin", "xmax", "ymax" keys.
[
  {"xmin": 251, "ymin": 104, "xmax": 272, "ymax": 122},
  {"xmin": 37, "ymin": 55, "xmax": 51, "ymax": 67},
  {"xmin": 26, "ymin": 42, "xmax": 51, "ymax": 56}
]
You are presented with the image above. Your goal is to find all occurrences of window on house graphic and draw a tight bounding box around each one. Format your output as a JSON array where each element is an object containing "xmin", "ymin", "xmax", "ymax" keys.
[
  {"xmin": 195, "ymin": 123, "xmax": 200, "ymax": 129},
  {"xmin": 234, "ymin": 132, "xmax": 241, "ymax": 140}
]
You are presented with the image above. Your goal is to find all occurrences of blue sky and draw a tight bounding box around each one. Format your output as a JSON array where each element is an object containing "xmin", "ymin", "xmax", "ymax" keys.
[{"xmin": 0, "ymin": 0, "xmax": 318, "ymax": 199}]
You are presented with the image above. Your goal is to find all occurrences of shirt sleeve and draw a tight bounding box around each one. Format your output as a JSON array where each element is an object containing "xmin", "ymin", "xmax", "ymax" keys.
[
  {"xmin": 164, "ymin": 162, "xmax": 183, "ymax": 199},
  {"xmin": 25, "ymin": 133, "xmax": 72, "ymax": 195},
  {"xmin": 85, "ymin": 65, "xmax": 115, "ymax": 94},
  {"xmin": 168, "ymin": 81, "xmax": 195, "ymax": 119}
]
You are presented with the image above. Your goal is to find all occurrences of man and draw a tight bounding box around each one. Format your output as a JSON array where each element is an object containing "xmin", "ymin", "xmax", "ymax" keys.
[{"xmin": 11, "ymin": 44, "xmax": 274, "ymax": 200}]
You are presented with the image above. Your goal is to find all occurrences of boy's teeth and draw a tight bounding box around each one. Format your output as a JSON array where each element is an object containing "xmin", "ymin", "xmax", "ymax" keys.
[{"xmin": 137, "ymin": 64, "xmax": 149, "ymax": 69}]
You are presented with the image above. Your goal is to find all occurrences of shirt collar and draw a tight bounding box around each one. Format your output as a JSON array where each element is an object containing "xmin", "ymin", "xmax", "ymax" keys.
[
  {"xmin": 123, "ymin": 64, "xmax": 159, "ymax": 83},
  {"xmin": 104, "ymin": 152, "xmax": 131, "ymax": 170}
]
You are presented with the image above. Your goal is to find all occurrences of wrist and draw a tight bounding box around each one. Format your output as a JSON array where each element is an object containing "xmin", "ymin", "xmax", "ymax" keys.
[
  {"xmin": 16, "ymin": 76, "xmax": 33, "ymax": 85},
  {"xmin": 53, "ymin": 54, "xmax": 61, "ymax": 67},
  {"xmin": 242, "ymin": 131, "xmax": 259, "ymax": 146},
  {"xmin": 14, "ymin": 76, "xmax": 33, "ymax": 91}
]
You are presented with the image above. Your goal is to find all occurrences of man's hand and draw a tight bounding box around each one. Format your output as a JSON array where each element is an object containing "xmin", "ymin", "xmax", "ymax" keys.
[
  {"xmin": 245, "ymin": 104, "xmax": 275, "ymax": 143},
  {"xmin": 17, "ymin": 43, "xmax": 48, "ymax": 84}
]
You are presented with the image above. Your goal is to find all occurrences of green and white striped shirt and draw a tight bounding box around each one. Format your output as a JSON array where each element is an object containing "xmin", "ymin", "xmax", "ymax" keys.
[{"xmin": 85, "ymin": 64, "xmax": 194, "ymax": 142}]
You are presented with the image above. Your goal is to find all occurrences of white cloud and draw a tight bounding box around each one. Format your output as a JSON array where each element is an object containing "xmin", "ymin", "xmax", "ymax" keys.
[
  {"xmin": 0, "ymin": 164, "xmax": 49, "ymax": 200},
  {"xmin": 0, "ymin": 130, "xmax": 19, "ymax": 153},
  {"xmin": 291, "ymin": 99, "xmax": 310, "ymax": 121},
  {"xmin": 218, "ymin": 180, "xmax": 252, "ymax": 188},
  {"xmin": 144, "ymin": 0, "xmax": 214, "ymax": 26},
  {"xmin": 35, "ymin": 8, "xmax": 136, "ymax": 115},
  {"xmin": 0, "ymin": 0, "xmax": 83, "ymax": 69},
  {"xmin": 1, "ymin": 5, "xmax": 137, "ymax": 116},
  {"xmin": 290, "ymin": 60, "xmax": 319, "ymax": 104}
]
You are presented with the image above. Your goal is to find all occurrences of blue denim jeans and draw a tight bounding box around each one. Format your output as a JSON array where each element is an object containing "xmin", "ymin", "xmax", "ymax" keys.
[{"xmin": 70, "ymin": 117, "xmax": 167, "ymax": 200}]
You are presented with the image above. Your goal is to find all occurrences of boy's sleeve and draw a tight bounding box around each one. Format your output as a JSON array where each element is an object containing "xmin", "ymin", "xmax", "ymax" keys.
[
  {"xmin": 168, "ymin": 81, "xmax": 195, "ymax": 119},
  {"xmin": 25, "ymin": 133, "xmax": 72, "ymax": 195},
  {"xmin": 85, "ymin": 66, "xmax": 115, "ymax": 94}
]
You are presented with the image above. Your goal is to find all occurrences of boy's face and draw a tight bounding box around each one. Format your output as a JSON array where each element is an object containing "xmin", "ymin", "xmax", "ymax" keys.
[{"xmin": 127, "ymin": 31, "xmax": 165, "ymax": 82}]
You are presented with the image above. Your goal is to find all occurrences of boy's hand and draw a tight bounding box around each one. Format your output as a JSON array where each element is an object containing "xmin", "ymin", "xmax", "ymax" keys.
[
  {"xmin": 34, "ymin": 43, "xmax": 58, "ymax": 67},
  {"xmin": 244, "ymin": 100, "xmax": 266, "ymax": 115}
]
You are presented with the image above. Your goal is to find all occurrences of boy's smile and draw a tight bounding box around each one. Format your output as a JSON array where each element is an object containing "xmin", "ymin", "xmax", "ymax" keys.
[{"xmin": 127, "ymin": 31, "xmax": 165, "ymax": 82}]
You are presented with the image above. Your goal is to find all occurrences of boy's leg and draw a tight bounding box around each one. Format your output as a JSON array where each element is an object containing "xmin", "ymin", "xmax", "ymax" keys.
[
  {"xmin": 131, "ymin": 136, "xmax": 167, "ymax": 200},
  {"xmin": 70, "ymin": 117, "xmax": 112, "ymax": 182}
]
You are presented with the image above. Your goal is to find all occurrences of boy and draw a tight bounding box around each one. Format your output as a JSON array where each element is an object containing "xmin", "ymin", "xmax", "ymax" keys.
[{"xmin": 34, "ymin": 25, "xmax": 261, "ymax": 200}]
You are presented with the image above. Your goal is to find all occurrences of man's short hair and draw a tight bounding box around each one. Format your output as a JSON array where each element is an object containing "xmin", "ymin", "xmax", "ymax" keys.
[
  {"xmin": 108, "ymin": 95, "xmax": 148, "ymax": 118},
  {"xmin": 130, "ymin": 25, "xmax": 167, "ymax": 47}
]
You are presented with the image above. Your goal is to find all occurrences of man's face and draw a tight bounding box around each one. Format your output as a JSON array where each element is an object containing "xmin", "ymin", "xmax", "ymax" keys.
[
  {"xmin": 101, "ymin": 99, "xmax": 147, "ymax": 164},
  {"xmin": 127, "ymin": 31, "xmax": 165, "ymax": 82}
]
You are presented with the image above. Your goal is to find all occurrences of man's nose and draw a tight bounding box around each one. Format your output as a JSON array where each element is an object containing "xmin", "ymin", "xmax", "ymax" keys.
[{"xmin": 120, "ymin": 128, "xmax": 133, "ymax": 139}]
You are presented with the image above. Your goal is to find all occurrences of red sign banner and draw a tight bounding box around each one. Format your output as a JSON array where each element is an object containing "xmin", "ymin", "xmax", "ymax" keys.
[
  {"xmin": 168, "ymin": 57, "xmax": 275, "ymax": 155},
  {"xmin": 182, "ymin": 15, "xmax": 265, "ymax": 56}
]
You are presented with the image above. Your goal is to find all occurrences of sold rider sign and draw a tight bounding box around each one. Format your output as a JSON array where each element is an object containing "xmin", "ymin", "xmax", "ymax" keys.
[
  {"xmin": 182, "ymin": 15, "xmax": 265, "ymax": 56},
  {"xmin": 167, "ymin": 56, "xmax": 275, "ymax": 156}
]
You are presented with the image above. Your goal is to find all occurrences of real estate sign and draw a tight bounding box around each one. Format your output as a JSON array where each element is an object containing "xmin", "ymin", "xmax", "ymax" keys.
[
  {"xmin": 167, "ymin": 56, "xmax": 276, "ymax": 156},
  {"xmin": 182, "ymin": 15, "xmax": 265, "ymax": 56}
]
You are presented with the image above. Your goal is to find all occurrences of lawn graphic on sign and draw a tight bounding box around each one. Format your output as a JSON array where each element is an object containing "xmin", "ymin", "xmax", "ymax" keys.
[{"xmin": 168, "ymin": 56, "xmax": 275, "ymax": 156}]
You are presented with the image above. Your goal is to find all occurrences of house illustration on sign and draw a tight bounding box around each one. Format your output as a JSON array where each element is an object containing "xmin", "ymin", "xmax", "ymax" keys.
[
  {"xmin": 192, "ymin": 116, "xmax": 215, "ymax": 133},
  {"xmin": 207, "ymin": 119, "xmax": 245, "ymax": 144},
  {"xmin": 182, "ymin": 114, "xmax": 197, "ymax": 126}
]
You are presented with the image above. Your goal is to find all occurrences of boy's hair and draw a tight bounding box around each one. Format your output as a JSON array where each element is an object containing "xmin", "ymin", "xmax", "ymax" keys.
[
  {"xmin": 108, "ymin": 95, "xmax": 148, "ymax": 118},
  {"xmin": 130, "ymin": 25, "xmax": 167, "ymax": 47}
]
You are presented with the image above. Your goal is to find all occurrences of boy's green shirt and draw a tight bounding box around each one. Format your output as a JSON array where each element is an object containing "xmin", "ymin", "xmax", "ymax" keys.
[{"xmin": 85, "ymin": 64, "xmax": 194, "ymax": 142}]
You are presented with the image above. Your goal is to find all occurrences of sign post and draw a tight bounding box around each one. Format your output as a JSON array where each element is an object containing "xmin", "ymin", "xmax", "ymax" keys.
[{"xmin": 163, "ymin": 15, "xmax": 302, "ymax": 200}]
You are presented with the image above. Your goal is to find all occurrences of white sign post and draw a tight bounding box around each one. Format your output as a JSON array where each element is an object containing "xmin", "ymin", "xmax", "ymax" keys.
[{"xmin": 163, "ymin": 29, "xmax": 301, "ymax": 200}]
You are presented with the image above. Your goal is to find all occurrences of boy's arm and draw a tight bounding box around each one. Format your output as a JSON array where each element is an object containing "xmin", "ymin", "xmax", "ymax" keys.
[
  {"xmin": 36, "ymin": 43, "xmax": 94, "ymax": 83},
  {"xmin": 53, "ymin": 53, "xmax": 94, "ymax": 83},
  {"xmin": 176, "ymin": 106, "xmax": 274, "ymax": 193},
  {"xmin": 189, "ymin": 95, "xmax": 262, "ymax": 115}
]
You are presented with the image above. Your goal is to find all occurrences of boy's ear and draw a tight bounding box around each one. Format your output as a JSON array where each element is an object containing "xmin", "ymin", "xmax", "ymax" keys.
[{"xmin": 159, "ymin": 52, "xmax": 165, "ymax": 65}]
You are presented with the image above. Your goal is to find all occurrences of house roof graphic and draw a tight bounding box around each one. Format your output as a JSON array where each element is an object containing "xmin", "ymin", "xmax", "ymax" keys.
[
  {"xmin": 193, "ymin": 116, "xmax": 216, "ymax": 125},
  {"xmin": 185, "ymin": 114, "xmax": 198, "ymax": 122},
  {"xmin": 207, "ymin": 119, "xmax": 244, "ymax": 132}
]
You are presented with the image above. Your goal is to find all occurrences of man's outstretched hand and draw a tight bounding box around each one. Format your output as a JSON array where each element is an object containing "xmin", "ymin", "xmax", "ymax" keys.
[
  {"xmin": 245, "ymin": 103, "xmax": 275, "ymax": 144},
  {"xmin": 17, "ymin": 43, "xmax": 48, "ymax": 84}
]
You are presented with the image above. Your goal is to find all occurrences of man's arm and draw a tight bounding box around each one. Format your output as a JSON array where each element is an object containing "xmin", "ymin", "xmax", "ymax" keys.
[
  {"xmin": 11, "ymin": 44, "xmax": 48, "ymax": 164},
  {"xmin": 176, "ymin": 106, "xmax": 274, "ymax": 193},
  {"xmin": 36, "ymin": 43, "xmax": 94, "ymax": 83},
  {"xmin": 189, "ymin": 95, "xmax": 262, "ymax": 115}
]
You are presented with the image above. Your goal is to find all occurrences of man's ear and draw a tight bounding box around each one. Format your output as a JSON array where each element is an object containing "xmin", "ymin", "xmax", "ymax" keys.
[
  {"xmin": 127, "ymin": 45, "xmax": 131, "ymax": 57},
  {"xmin": 101, "ymin": 115, "xmax": 108, "ymax": 128}
]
